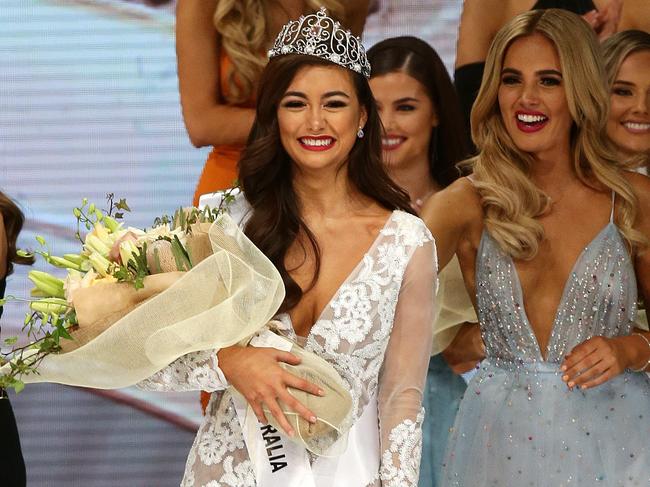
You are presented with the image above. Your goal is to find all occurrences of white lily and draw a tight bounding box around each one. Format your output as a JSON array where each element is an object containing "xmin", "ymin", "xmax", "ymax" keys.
[
  {"xmin": 119, "ymin": 239, "xmax": 141, "ymax": 267},
  {"xmin": 88, "ymin": 251, "xmax": 111, "ymax": 277}
]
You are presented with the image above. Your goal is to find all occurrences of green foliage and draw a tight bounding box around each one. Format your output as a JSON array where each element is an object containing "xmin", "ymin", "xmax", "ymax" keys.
[
  {"xmin": 0, "ymin": 186, "xmax": 239, "ymax": 393},
  {"xmin": 114, "ymin": 242, "xmax": 149, "ymax": 290}
]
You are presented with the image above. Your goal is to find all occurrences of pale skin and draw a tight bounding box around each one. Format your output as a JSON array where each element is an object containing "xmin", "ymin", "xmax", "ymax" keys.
[
  {"xmin": 424, "ymin": 34, "xmax": 650, "ymax": 390},
  {"xmin": 176, "ymin": 0, "xmax": 370, "ymax": 148},
  {"xmin": 455, "ymin": 0, "xmax": 631, "ymax": 69},
  {"xmin": 218, "ymin": 65, "xmax": 394, "ymax": 436}
]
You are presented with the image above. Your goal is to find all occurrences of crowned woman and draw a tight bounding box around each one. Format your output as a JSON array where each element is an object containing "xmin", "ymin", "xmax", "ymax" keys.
[{"xmin": 138, "ymin": 9, "xmax": 436, "ymax": 487}]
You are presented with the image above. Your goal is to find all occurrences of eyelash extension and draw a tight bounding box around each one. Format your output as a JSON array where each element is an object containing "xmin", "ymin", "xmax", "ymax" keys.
[
  {"xmin": 540, "ymin": 77, "xmax": 561, "ymax": 86},
  {"xmin": 282, "ymin": 100, "xmax": 305, "ymax": 108},
  {"xmin": 501, "ymin": 76, "xmax": 520, "ymax": 85},
  {"xmin": 397, "ymin": 104, "xmax": 416, "ymax": 111},
  {"xmin": 612, "ymin": 87, "xmax": 633, "ymax": 96},
  {"xmin": 325, "ymin": 100, "xmax": 348, "ymax": 108}
]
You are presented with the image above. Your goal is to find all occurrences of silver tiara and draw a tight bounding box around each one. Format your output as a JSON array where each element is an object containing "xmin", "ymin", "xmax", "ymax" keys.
[{"xmin": 267, "ymin": 7, "xmax": 371, "ymax": 78}]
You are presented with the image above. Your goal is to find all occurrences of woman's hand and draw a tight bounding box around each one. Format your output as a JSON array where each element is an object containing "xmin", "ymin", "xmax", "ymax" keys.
[
  {"xmin": 581, "ymin": 0, "xmax": 622, "ymax": 42},
  {"xmin": 561, "ymin": 333, "xmax": 648, "ymax": 390},
  {"xmin": 217, "ymin": 346, "xmax": 324, "ymax": 437},
  {"xmin": 442, "ymin": 322, "xmax": 486, "ymax": 375}
]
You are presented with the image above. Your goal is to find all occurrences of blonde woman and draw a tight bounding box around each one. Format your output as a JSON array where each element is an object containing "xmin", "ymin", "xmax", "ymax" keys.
[
  {"xmin": 453, "ymin": 0, "xmax": 637, "ymax": 146},
  {"xmin": 177, "ymin": 0, "xmax": 369, "ymax": 206},
  {"xmin": 421, "ymin": 9, "xmax": 650, "ymax": 486},
  {"xmin": 603, "ymin": 30, "xmax": 650, "ymax": 171}
]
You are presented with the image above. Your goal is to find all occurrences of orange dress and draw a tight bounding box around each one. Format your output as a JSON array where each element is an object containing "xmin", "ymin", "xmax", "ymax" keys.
[
  {"xmin": 196, "ymin": 54, "xmax": 256, "ymax": 412},
  {"xmin": 191, "ymin": 54, "xmax": 256, "ymax": 206}
]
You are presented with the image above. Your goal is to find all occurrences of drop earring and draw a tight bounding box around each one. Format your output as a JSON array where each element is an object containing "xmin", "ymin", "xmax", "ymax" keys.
[{"xmin": 357, "ymin": 127, "xmax": 364, "ymax": 138}]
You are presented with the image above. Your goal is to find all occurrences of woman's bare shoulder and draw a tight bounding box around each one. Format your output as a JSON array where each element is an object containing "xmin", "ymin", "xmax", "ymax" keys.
[
  {"xmin": 622, "ymin": 171, "xmax": 650, "ymax": 206},
  {"xmin": 623, "ymin": 171, "xmax": 650, "ymax": 231},
  {"xmin": 422, "ymin": 178, "xmax": 482, "ymax": 229}
]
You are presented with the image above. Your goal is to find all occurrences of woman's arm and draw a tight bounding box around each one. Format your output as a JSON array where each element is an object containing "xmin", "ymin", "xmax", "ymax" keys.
[
  {"xmin": 454, "ymin": 0, "xmax": 510, "ymax": 69},
  {"xmin": 137, "ymin": 349, "xmax": 229, "ymax": 392},
  {"xmin": 422, "ymin": 179, "xmax": 486, "ymax": 371},
  {"xmin": 377, "ymin": 235, "xmax": 435, "ymax": 486},
  {"xmin": 421, "ymin": 178, "xmax": 478, "ymax": 273},
  {"xmin": 176, "ymin": 0, "xmax": 255, "ymax": 147},
  {"xmin": 561, "ymin": 174, "xmax": 650, "ymax": 387},
  {"xmin": 442, "ymin": 322, "xmax": 485, "ymax": 374},
  {"xmin": 345, "ymin": 0, "xmax": 371, "ymax": 37}
]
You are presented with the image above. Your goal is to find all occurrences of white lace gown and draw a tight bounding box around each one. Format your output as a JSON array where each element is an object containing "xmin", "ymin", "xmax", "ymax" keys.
[{"xmin": 138, "ymin": 210, "xmax": 436, "ymax": 487}]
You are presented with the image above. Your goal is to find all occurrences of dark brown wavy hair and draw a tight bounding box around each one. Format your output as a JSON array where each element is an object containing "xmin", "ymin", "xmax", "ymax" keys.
[
  {"xmin": 239, "ymin": 54, "xmax": 413, "ymax": 312},
  {"xmin": 1, "ymin": 191, "xmax": 35, "ymax": 277},
  {"xmin": 367, "ymin": 36, "xmax": 470, "ymax": 188}
]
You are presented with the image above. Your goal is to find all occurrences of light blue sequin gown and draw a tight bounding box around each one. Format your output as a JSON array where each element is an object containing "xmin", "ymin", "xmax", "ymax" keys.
[
  {"xmin": 419, "ymin": 355, "xmax": 466, "ymax": 487},
  {"xmin": 442, "ymin": 213, "xmax": 650, "ymax": 486}
]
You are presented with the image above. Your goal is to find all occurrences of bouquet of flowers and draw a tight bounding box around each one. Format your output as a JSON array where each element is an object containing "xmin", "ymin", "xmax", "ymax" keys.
[
  {"xmin": 0, "ymin": 190, "xmax": 285, "ymax": 392},
  {"xmin": 1, "ymin": 191, "xmax": 354, "ymax": 456}
]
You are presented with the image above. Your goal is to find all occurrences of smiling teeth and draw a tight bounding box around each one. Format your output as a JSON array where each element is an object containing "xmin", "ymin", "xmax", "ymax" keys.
[
  {"xmin": 623, "ymin": 122, "xmax": 650, "ymax": 131},
  {"xmin": 301, "ymin": 138, "xmax": 332, "ymax": 146},
  {"xmin": 517, "ymin": 114, "xmax": 547, "ymax": 123},
  {"xmin": 382, "ymin": 137, "xmax": 403, "ymax": 147}
]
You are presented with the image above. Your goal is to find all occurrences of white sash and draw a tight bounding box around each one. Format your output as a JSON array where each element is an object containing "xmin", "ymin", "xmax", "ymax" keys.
[{"xmin": 233, "ymin": 329, "xmax": 380, "ymax": 486}]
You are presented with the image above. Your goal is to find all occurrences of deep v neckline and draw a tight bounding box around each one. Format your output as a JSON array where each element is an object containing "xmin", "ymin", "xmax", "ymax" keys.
[
  {"xmin": 500, "ymin": 222, "xmax": 616, "ymax": 361},
  {"xmin": 287, "ymin": 211, "xmax": 397, "ymax": 340}
]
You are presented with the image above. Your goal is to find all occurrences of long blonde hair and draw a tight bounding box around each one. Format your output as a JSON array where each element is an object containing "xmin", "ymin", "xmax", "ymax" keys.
[
  {"xmin": 214, "ymin": 0, "xmax": 345, "ymax": 104},
  {"xmin": 470, "ymin": 9, "xmax": 646, "ymax": 260},
  {"xmin": 603, "ymin": 30, "xmax": 650, "ymax": 86}
]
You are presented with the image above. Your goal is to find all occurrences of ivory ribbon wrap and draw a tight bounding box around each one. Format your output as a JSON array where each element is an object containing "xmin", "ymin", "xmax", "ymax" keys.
[
  {"xmin": 15, "ymin": 214, "xmax": 285, "ymax": 388},
  {"xmin": 233, "ymin": 326, "xmax": 352, "ymax": 456},
  {"xmin": 8, "ymin": 213, "xmax": 354, "ymax": 455}
]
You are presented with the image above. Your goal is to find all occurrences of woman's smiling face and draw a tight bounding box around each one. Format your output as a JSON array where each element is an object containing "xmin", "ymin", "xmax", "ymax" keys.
[
  {"xmin": 370, "ymin": 71, "xmax": 437, "ymax": 170},
  {"xmin": 498, "ymin": 34, "xmax": 573, "ymax": 160},
  {"xmin": 277, "ymin": 64, "xmax": 367, "ymax": 173},
  {"xmin": 607, "ymin": 49, "xmax": 650, "ymax": 157}
]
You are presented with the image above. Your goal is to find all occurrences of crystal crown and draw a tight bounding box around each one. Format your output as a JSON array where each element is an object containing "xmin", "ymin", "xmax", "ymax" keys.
[{"xmin": 267, "ymin": 7, "xmax": 371, "ymax": 78}]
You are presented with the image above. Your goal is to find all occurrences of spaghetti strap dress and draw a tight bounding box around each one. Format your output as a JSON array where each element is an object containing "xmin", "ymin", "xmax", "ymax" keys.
[{"xmin": 442, "ymin": 195, "xmax": 650, "ymax": 486}]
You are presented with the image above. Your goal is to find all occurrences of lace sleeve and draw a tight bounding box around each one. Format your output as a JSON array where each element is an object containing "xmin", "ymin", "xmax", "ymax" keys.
[
  {"xmin": 136, "ymin": 349, "xmax": 229, "ymax": 392},
  {"xmin": 378, "ymin": 237, "xmax": 436, "ymax": 487}
]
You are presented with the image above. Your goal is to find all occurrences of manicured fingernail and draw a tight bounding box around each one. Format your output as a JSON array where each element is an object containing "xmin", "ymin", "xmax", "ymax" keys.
[
  {"xmin": 318, "ymin": 389, "xmax": 325, "ymax": 396},
  {"xmin": 562, "ymin": 375, "xmax": 569, "ymax": 381},
  {"xmin": 310, "ymin": 416, "xmax": 317, "ymax": 423},
  {"xmin": 560, "ymin": 365, "xmax": 567, "ymax": 371},
  {"xmin": 568, "ymin": 381, "xmax": 575, "ymax": 388},
  {"xmin": 581, "ymin": 385, "xmax": 588, "ymax": 390}
]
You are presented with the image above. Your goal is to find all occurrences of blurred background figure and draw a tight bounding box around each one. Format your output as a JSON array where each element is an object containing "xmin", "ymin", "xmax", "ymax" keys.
[
  {"xmin": 367, "ymin": 36, "xmax": 475, "ymax": 487},
  {"xmin": 603, "ymin": 29, "xmax": 650, "ymax": 330},
  {"xmin": 453, "ymin": 0, "xmax": 650, "ymax": 149},
  {"xmin": 603, "ymin": 30, "xmax": 650, "ymax": 173},
  {"xmin": 177, "ymin": 0, "xmax": 371, "ymax": 206},
  {"xmin": 1, "ymin": 191, "xmax": 35, "ymax": 487}
]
